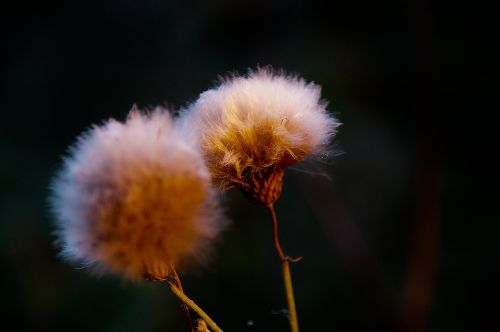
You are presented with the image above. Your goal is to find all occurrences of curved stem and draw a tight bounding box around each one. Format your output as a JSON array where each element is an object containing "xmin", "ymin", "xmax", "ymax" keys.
[
  {"xmin": 165, "ymin": 280, "xmax": 223, "ymax": 332},
  {"xmin": 170, "ymin": 269, "xmax": 195, "ymax": 332},
  {"xmin": 267, "ymin": 203, "xmax": 299, "ymax": 332}
]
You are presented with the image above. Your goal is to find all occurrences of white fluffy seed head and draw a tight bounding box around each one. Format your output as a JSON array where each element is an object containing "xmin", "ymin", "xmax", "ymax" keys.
[
  {"xmin": 181, "ymin": 68, "xmax": 340, "ymax": 190},
  {"xmin": 50, "ymin": 108, "xmax": 226, "ymax": 280}
]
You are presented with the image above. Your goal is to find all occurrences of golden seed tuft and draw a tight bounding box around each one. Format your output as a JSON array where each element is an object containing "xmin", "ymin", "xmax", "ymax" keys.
[{"xmin": 50, "ymin": 108, "xmax": 226, "ymax": 280}]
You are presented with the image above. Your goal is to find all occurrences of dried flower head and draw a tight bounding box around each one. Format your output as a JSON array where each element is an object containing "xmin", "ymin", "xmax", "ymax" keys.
[
  {"xmin": 182, "ymin": 68, "xmax": 340, "ymax": 205},
  {"xmin": 50, "ymin": 108, "xmax": 225, "ymax": 280}
]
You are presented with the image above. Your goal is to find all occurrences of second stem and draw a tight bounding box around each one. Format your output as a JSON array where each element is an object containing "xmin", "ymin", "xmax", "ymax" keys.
[
  {"xmin": 267, "ymin": 203, "xmax": 299, "ymax": 332},
  {"xmin": 166, "ymin": 280, "xmax": 223, "ymax": 332}
]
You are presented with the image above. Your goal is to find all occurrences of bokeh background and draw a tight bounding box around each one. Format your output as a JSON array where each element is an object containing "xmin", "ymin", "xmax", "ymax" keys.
[{"xmin": 0, "ymin": 1, "xmax": 494, "ymax": 331}]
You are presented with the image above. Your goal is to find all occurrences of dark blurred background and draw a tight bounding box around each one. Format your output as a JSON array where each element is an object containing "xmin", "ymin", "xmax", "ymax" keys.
[{"xmin": 0, "ymin": 1, "xmax": 494, "ymax": 331}]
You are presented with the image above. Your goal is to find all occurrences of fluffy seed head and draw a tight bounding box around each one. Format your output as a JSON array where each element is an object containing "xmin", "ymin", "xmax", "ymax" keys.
[
  {"xmin": 182, "ymin": 68, "xmax": 340, "ymax": 204},
  {"xmin": 50, "ymin": 108, "xmax": 225, "ymax": 280}
]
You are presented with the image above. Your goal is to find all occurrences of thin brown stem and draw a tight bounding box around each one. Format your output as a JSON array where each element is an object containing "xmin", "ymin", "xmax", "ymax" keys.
[
  {"xmin": 267, "ymin": 203, "xmax": 299, "ymax": 332},
  {"xmin": 165, "ymin": 280, "xmax": 223, "ymax": 332},
  {"xmin": 171, "ymin": 268, "xmax": 195, "ymax": 332}
]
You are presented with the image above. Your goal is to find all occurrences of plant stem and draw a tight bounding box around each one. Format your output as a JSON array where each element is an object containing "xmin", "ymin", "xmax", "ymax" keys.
[
  {"xmin": 267, "ymin": 203, "xmax": 299, "ymax": 332},
  {"xmin": 165, "ymin": 279, "xmax": 223, "ymax": 332},
  {"xmin": 170, "ymin": 268, "xmax": 195, "ymax": 332}
]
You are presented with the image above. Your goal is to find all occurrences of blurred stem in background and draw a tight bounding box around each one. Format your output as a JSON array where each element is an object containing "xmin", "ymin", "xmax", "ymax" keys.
[
  {"xmin": 399, "ymin": 0, "xmax": 441, "ymax": 330},
  {"xmin": 267, "ymin": 203, "xmax": 300, "ymax": 332}
]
